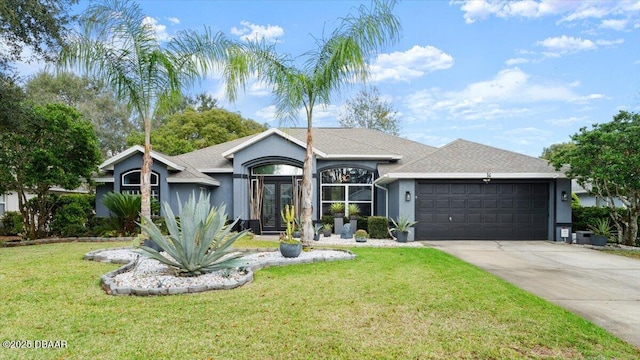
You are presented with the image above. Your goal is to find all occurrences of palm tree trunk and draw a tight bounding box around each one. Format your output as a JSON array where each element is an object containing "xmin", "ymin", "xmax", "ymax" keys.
[
  {"xmin": 301, "ymin": 125, "xmax": 314, "ymax": 247},
  {"xmin": 140, "ymin": 116, "xmax": 152, "ymax": 242}
]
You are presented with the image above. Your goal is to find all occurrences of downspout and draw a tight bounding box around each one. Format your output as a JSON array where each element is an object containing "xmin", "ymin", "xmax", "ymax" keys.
[{"xmin": 374, "ymin": 179, "xmax": 389, "ymax": 218}]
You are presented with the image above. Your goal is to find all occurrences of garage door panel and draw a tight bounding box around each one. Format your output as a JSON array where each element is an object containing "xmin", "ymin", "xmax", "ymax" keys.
[{"xmin": 416, "ymin": 181, "xmax": 549, "ymax": 240}]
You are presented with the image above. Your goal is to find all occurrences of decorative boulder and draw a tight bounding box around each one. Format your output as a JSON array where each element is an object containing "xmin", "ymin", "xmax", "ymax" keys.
[{"xmin": 341, "ymin": 223, "xmax": 353, "ymax": 239}]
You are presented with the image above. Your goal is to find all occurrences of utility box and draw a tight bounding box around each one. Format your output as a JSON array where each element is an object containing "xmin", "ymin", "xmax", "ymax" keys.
[{"xmin": 575, "ymin": 231, "xmax": 593, "ymax": 245}]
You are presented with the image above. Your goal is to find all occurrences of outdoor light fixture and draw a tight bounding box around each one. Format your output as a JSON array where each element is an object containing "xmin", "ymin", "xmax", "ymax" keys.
[
  {"xmin": 561, "ymin": 191, "xmax": 568, "ymax": 201},
  {"xmin": 482, "ymin": 172, "xmax": 492, "ymax": 184},
  {"xmin": 405, "ymin": 191, "xmax": 411, "ymax": 202}
]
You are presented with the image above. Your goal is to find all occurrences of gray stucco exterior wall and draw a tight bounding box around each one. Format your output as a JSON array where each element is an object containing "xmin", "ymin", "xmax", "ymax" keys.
[
  {"xmin": 553, "ymin": 178, "xmax": 572, "ymax": 242},
  {"xmin": 95, "ymin": 183, "xmax": 113, "ymax": 217},
  {"xmin": 231, "ymin": 134, "xmax": 313, "ymax": 220}
]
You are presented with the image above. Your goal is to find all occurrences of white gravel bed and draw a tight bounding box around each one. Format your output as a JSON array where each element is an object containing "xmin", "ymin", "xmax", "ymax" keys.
[
  {"xmin": 258, "ymin": 234, "xmax": 424, "ymax": 247},
  {"xmin": 88, "ymin": 248, "xmax": 355, "ymax": 295}
]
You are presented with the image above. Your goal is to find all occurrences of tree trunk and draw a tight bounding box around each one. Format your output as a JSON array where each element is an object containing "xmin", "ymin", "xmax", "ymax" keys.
[
  {"xmin": 140, "ymin": 116, "xmax": 153, "ymax": 243},
  {"xmin": 300, "ymin": 124, "xmax": 314, "ymax": 248},
  {"xmin": 628, "ymin": 212, "xmax": 639, "ymax": 246}
]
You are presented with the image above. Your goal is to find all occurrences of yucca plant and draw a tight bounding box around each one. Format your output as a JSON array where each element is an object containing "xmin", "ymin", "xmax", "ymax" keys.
[
  {"xmin": 102, "ymin": 192, "xmax": 141, "ymax": 236},
  {"xmin": 137, "ymin": 192, "xmax": 248, "ymax": 277}
]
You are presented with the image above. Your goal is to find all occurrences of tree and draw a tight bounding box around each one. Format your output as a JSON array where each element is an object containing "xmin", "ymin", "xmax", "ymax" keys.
[
  {"xmin": 549, "ymin": 111, "xmax": 640, "ymax": 246},
  {"xmin": 0, "ymin": 73, "xmax": 28, "ymax": 130},
  {"xmin": 59, "ymin": 0, "xmax": 237, "ymax": 230},
  {"xmin": 339, "ymin": 86, "xmax": 400, "ymax": 135},
  {"xmin": 230, "ymin": 0, "xmax": 401, "ymax": 245},
  {"xmin": 540, "ymin": 142, "xmax": 574, "ymax": 160},
  {"xmin": 25, "ymin": 72, "xmax": 134, "ymax": 157},
  {"xmin": 0, "ymin": 103, "xmax": 101, "ymax": 239},
  {"xmin": 126, "ymin": 107, "xmax": 266, "ymax": 155},
  {"xmin": 0, "ymin": 0, "xmax": 78, "ymax": 73}
]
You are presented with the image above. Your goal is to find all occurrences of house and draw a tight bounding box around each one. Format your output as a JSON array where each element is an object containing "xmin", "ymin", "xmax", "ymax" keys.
[
  {"xmin": 572, "ymin": 180, "xmax": 625, "ymax": 208},
  {"xmin": 1, "ymin": 186, "xmax": 90, "ymax": 217},
  {"xmin": 94, "ymin": 128, "xmax": 571, "ymax": 241}
]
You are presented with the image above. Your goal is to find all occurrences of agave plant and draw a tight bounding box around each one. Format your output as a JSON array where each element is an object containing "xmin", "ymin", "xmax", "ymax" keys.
[{"xmin": 137, "ymin": 192, "xmax": 248, "ymax": 277}]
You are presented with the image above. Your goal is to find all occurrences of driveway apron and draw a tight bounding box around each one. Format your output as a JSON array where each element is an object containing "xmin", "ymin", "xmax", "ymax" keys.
[{"xmin": 421, "ymin": 241, "xmax": 640, "ymax": 349}]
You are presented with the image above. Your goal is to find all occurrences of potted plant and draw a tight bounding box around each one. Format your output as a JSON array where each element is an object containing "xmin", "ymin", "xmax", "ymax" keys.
[
  {"xmin": 279, "ymin": 205, "xmax": 302, "ymax": 258},
  {"xmin": 313, "ymin": 223, "xmax": 323, "ymax": 241},
  {"xmin": 588, "ymin": 218, "xmax": 611, "ymax": 247},
  {"xmin": 390, "ymin": 215, "xmax": 417, "ymax": 243},
  {"xmin": 354, "ymin": 229, "xmax": 368, "ymax": 243},
  {"xmin": 330, "ymin": 202, "xmax": 345, "ymax": 234},
  {"xmin": 322, "ymin": 223, "xmax": 333, "ymax": 237},
  {"xmin": 292, "ymin": 216, "xmax": 302, "ymax": 239},
  {"xmin": 348, "ymin": 204, "xmax": 360, "ymax": 220}
]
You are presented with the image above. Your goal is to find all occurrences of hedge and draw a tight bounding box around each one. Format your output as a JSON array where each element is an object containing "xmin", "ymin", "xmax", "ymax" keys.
[{"xmin": 368, "ymin": 216, "xmax": 389, "ymax": 239}]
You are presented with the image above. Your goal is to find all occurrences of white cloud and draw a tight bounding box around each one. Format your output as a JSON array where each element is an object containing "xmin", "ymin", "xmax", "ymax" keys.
[
  {"xmin": 505, "ymin": 57, "xmax": 530, "ymax": 66},
  {"xmin": 595, "ymin": 38, "xmax": 624, "ymax": 46},
  {"xmin": 256, "ymin": 105, "xmax": 278, "ymax": 122},
  {"xmin": 454, "ymin": 0, "xmax": 639, "ymax": 25},
  {"xmin": 254, "ymin": 103, "xmax": 340, "ymax": 126},
  {"xmin": 600, "ymin": 19, "xmax": 628, "ymax": 31},
  {"xmin": 231, "ymin": 21, "xmax": 284, "ymax": 42},
  {"xmin": 537, "ymin": 35, "xmax": 596, "ymax": 57},
  {"xmin": 369, "ymin": 45, "xmax": 454, "ymax": 82},
  {"xmin": 404, "ymin": 67, "xmax": 590, "ymax": 121},
  {"xmin": 248, "ymin": 80, "xmax": 272, "ymax": 97},
  {"xmin": 167, "ymin": 17, "xmax": 180, "ymax": 25},
  {"xmin": 142, "ymin": 17, "xmax": 170, "ymax": 41},
  {"xmin": 545, "ymin": 116, "xmax": 587, "ymax": 127}
]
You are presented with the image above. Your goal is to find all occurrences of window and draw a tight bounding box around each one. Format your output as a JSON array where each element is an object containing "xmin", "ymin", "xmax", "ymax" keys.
[
  {"xmin": 121, "ymin": 170, "xmax": 160, "ymax": 201},
  {"xmin": 252, "ymin": 164, "xmax": 303, "ymax": 176},
  {"xmin": 320, "ymin": 168, "xmax": 373, "ymax": 216},
  {"xmin": 0, "ymin": 194, "xmax": 5, "ymax": 216}
]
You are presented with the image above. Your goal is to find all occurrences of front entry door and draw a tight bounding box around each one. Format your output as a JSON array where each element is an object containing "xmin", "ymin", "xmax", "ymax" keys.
[{"xmin": 261, "ymin": 179, "xmax": 294, "ymax": 232}]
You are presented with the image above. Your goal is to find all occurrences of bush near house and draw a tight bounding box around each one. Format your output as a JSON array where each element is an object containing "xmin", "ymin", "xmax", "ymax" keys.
[
  {"xmin": 357, "ymin": 216, "xmax": 369, "ymax": 230},
  {"xmin": 322, "ymin": 215, "xmax": 333, "ymax": 226},
  {"xmin": 50, "ymin": 194, "xmax": 95, "ymax": 237},
  {"xmin": 368, "ymin": 216, "xmax": 389, "ymax": 239},
  {"xmin": 1, "ymin": 211, "xmax": 24, "ymax": 236}
]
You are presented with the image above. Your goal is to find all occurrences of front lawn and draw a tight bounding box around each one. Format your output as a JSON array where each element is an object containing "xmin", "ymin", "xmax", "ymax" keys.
[{"xmin": 1, "ymin": 241, "xmax": 638, "ymax": 359}]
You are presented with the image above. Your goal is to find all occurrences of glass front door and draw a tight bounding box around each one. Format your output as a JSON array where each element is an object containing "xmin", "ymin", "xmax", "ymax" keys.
[{"xmin": 261, "ymin": 179, "xmax": 295, "ymax": 232}]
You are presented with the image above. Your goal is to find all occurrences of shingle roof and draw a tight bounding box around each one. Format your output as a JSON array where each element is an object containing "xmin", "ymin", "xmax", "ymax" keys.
[
  {"xmin": 382, "ymin": 138, "xmax": 562, "ymax": 177},
  {"xmin": 174, "ymin": 127, "xmax": 438, "ymax": 172}
]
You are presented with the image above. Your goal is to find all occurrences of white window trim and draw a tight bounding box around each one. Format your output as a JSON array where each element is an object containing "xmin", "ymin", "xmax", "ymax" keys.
[{"xmin": 121, "ymin": 170, "xmax": 159, "ymax": 186}]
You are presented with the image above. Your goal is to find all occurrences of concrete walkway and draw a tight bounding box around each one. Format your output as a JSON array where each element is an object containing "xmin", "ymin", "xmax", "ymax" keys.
[{"xmin": 421, "ymin": 240, "xmax": 640, "ymax": 349}]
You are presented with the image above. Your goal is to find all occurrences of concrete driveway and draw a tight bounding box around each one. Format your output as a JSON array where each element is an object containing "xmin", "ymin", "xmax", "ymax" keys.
[{"xmin": 421, "ymin": 241, "xmax": 640, "ymax": 349}]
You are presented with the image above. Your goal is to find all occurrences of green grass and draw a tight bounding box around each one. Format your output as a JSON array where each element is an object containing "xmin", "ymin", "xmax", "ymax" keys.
[
  {"xmin": 601, "ymin": 249, "xmax": 640, "ymax": 260},
  {"xmin": 1, "ymin": 242, "xmax": 638, "ymax": 359}
]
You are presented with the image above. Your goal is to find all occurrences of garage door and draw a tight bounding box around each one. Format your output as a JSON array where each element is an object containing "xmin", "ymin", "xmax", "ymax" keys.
[{"xmin": 416, "ymin": 181, "xmax": 549, "ymax": 240}]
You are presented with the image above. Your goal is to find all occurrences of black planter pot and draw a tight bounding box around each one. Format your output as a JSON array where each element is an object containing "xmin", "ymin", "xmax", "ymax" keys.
[
  {"xmin": 396, "ymin": 231, "xmax": 409, "ymax": 243},
  {"xmin": 323, "ymin": 230, "xmax": 332, "ymax": 237},
  {"xmin": 591, "ymin": 235, "xmax": 607, "ymax": 247},
  {"xmin": 248, "ymin": 219, "xmax": 261, "ymax": 235},
  {"xmin": 279, "ymin": 242, "xmax": 302, "ymax": 258},
  {"xmin": 355, "ymin": 237, "xmax": 367, "ymax": 243},
  {"xmin": 313, "ymin": 233, "xmax": 320, "ymax": 241}
]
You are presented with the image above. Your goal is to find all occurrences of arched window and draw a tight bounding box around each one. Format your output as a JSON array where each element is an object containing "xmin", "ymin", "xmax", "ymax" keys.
[
  {"xmin": 320, "ymin": 168, "xmax": 373, "ymax": 216},
  {"xmin": 252, "ymin": 164, "xmax": 303, "ymax": 176},
  {"xmin": 121, "ymin": 170, "xmax": 160, "ymax": 201}
]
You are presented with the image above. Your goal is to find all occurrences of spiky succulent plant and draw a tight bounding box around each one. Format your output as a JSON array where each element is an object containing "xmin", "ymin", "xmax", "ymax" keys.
[{"xmin": 137, "ymin": 192, "xmax": 247, "ymax": 277}]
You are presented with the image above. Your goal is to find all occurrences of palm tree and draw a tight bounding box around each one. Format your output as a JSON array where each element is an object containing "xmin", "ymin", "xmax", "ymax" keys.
[
  {"xmin": 58, "ymin": 0, "xmax": 235, "ymax": 234},
  {"xmin": 231, "ymin": 0, "xmax": 401, "ymax": 246}
]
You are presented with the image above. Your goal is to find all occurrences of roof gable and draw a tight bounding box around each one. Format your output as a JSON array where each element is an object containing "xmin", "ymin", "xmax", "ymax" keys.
[
  {"xmin": 221, "ymin": 128, "xmax": 327, "ymax": 159},
  {"xmin": 98, "ymin": 145, "xmax": 185, "ymax": 171}
]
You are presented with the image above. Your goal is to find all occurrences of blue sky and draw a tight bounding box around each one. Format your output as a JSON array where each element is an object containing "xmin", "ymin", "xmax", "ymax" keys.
[{"xmin": 15, "ymin": 0, "xmax": 640, "ymax": 157}]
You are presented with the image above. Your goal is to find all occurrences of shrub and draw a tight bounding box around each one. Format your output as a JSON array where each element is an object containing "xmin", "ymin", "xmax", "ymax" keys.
[
  {"xmin": 354, "ymin": 229, "xmax": 369, "ymax": 238},
  {"xmin": 357, "ymin": 216, "xmax": 369, "ymax": 230},
  {"xmin": 102, "ymin": 192, "xmax": 141, "ymax": 236},
  {"xmin": 50, "ymin": 194, "xmax": 94, "ymax": 237},
  {"xmin": 572, "ymin": 206, "xmax": 610, "ymax": 231},
  {"xmin": 368, "ymin": 216, "xmax": 389, "ymax": 239},
  {"xmin": 138, "ymin": 193, "xmax": 248, "ymax": 277},
  {"xmin": 2, "ymin": 211, "xmax": 24, "ymax": 236},
  {"xmin": 322, "ymin": 215, "xmax": 334, "ymax": 225}
]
